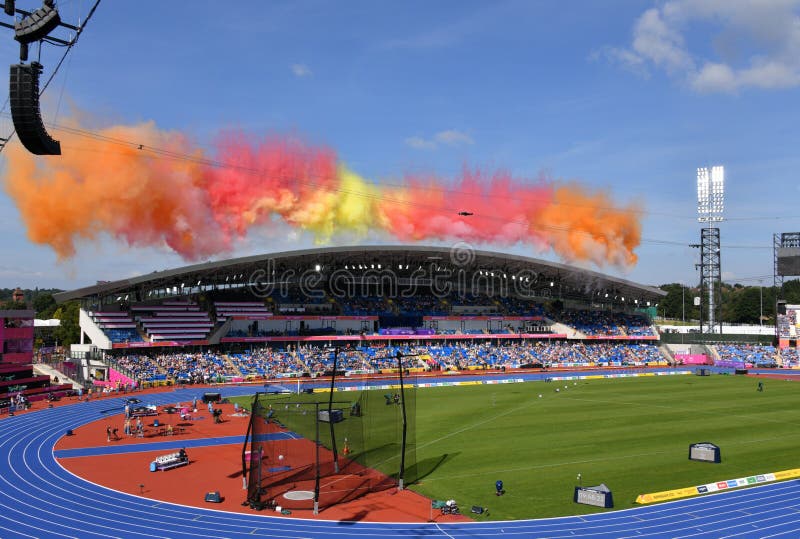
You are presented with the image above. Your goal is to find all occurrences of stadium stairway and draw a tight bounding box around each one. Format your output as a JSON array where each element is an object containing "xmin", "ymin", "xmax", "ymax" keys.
[
  {"xmin": 706, "ymin": 344, "xmax": 722, "ymax": 363},
  {"xmin": 550, "ymin": 320, "xmax": 582, "ymax": 338},
  {"xmin": 135, "ymin": 324, "xmax": 149, "ymax": 343},
  {"xmin": 292, "ymin": 351, "xmax": 309, "ymax": 372},
  {"xmin": 33, "ymin": 363, "xmax": 81, "ymax": 389},
  {"xmin": 222, "ymin": 354, "xmax": 243, "ymax": 377},
  {"xmin": 659, "ymin": 345, "xmax": 677, "ymax": 366},
  {"xmin": 207, "ymin": 318, "xmax": 233, "ymax": 345}
]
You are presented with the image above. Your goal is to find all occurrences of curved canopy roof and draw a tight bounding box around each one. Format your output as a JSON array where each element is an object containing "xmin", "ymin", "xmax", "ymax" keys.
[{"xmin": 54, "ymin": 245, "xmax": 665, "ymax": 307}]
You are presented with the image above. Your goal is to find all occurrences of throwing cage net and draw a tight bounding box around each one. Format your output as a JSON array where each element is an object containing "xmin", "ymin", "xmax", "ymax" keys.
[{"xmin": 242, "ymin": 351, "xmax": 417, "ymax": 513}]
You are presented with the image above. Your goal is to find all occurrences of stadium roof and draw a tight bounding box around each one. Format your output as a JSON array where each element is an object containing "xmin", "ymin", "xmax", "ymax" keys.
[{"xmin": 53, "ymin": 245, "xmax": 666, "ymax": 306}]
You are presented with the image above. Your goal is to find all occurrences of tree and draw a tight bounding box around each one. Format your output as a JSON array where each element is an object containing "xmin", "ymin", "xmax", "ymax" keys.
[
  {"xmin": 722, "ymin": 286, "xmax": 760, "ymax": 324},
  {"xmin": 782, "ymin": 279, "xmax": 800, "ymax": 304},
  {"xmin": 53, "ymin": 301, "xmax": 80, "ymax": 347},
  {"xmin": 33, "ymin": 293, "xmax": 57, "ymax": 318},
  {"xmin": 658, "ymin": 283, "xmax": 699, "ymax": 321}
]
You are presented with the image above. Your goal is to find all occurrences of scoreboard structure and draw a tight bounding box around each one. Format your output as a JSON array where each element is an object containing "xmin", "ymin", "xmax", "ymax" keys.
[{"xmin": 775, "ymin": 233, "xmax": 800, "ymax": 347}]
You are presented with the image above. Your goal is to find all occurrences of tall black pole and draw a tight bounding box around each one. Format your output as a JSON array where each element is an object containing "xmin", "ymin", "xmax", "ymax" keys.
[
  {"xmin": 242, "ymin": 393, "xmax": 256, "ymax": 505},
  {"xmin": 397, "ymin": 352, "xmax": 408, "ymax": 490},
  {"xmin": 327, "ymin": 347, "xmax": 339, "ymax": 473},
  {"xmin": 314, "ymin": 401, "xmax": 320, "ymax": 514}
]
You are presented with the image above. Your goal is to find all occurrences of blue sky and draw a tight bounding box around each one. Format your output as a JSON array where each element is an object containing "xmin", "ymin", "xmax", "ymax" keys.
[{"xmin": 1, "ymin": 0, "xmax": 799, "ymax": 291}]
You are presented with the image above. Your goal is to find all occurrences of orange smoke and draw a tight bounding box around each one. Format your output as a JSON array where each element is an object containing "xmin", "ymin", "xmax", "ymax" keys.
[
  {"xmin": 1, "ymin": 117, "xmax": 641, "ymax": 268},
  {"xmin": 534, "ymin": 184, "xmax": 640, "ymax": 267}
]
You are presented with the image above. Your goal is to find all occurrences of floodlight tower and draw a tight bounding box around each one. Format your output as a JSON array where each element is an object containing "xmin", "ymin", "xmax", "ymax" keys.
[{"xmin": 696, "ymin": 166, "xmax": 724, "ymax": 334}]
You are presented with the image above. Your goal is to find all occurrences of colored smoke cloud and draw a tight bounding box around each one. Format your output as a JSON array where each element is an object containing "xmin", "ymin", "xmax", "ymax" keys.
[{"xmin": 2, "ymin": 118, "xmax": 641, "ymax": 267}]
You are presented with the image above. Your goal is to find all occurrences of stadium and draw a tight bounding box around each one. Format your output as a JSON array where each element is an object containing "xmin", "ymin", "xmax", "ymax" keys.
[
  {"xmin": 4, "ymin": 244, "xmax": 800, "ymax": 537},
  {"xmin": 4, "ymin": 3, "xmax": 800, "ymax": 537}
]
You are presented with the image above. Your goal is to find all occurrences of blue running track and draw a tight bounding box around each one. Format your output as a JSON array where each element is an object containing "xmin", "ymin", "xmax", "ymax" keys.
[{"xmin": 2, "ymin": 385, "xmax": 800, "ymax": 538}]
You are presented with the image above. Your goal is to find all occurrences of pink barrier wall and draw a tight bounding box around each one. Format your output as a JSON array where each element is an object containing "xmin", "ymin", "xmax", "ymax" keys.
[
  {"xmin": 108, "ymin": 367, "xmax": 135, "ymax": 386},
  {"xmin": 675, "ymin": 353, "xmax": 709, "ymax": 365},
  {"xmin": 91, "ymin": 368, "xmax": 137, "ymax": 388}
]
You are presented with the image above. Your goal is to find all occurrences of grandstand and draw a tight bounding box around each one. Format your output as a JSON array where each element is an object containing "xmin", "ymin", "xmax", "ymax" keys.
[
  {"xmin": 90, "ymin": 311, "xmax": 142, "ymax": 343},
  {"xmin": 133, "ymin": 300, "xmax": 213, "ymax": 342},
  {"xmin": 52, "ymin": 245, "xmax": 672, "ymax": 383}
]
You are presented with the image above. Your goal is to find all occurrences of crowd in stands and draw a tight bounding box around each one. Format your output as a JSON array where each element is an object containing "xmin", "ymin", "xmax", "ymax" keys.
[
  {"xmin": 560, "ymin": 310, "xmax": 654, "ymax": 337},
  {"xmin": 340, "ymin": 297, "xmax": 393, "ymax": 316},
  {"xmin": 394, "ymin": 295, "xmax": 448, "ymax": 316},
  {"xmin": 779, "ymin": 347, "xmax": 799, "ymax": 367},
  {"xmin": 106, "ymin": 328, "xmax": 143, "ymax": 343},
  {"xmin": 111, "ymin": 352, "xmax": 229, "ymax": 384},
  {"xmin": 715, "ymin": 344, "xmax": 778, "ymax": 367},
  {"xmin": 106, "ymin": 340, "xmax": 668, "ymax": 383},
  {"xmin": 778, "ymin": 309, "xmax": 797, "ymax": 338},
  {"xmin": 107, "ymin": 341, "xmax": 800, "ymax": 386},
  {"xmin": 498, "ymin": 297, "xmax": 546, "ymax": 316}
]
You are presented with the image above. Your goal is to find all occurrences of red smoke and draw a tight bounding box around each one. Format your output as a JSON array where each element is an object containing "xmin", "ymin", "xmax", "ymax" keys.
[{"xmin": 2, "ymin": 118, "xmax": 641, "ymax": 267}]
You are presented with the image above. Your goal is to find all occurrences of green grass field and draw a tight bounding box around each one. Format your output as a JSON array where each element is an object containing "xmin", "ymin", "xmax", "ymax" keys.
[{"xmin": 231, "ymin": 374, "xmax": 800, "ymax": 520}]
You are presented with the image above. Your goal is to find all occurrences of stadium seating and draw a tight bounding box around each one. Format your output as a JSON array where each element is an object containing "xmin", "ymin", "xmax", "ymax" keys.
[
  {"xmin": 560, "ymin": 310, "xmax": 654, "ymax": 337},
  {"xmin": 106, "ymin": 340, "xmax": 669, "ymax": 383},
  {"xmin": 91, "ymin": 311, "xmax": 143, "ymax": 343},
  {"xmin": 780, "ymin": 347, "xmax": 799, "ymax": 368},
  {"xmin": 132, "ymin": 301, "xmax": 213, "ymax": 341},
  {"xmin": 715, "ymin": 344, "xmax": 777, "ymax": 367},
  {"xmin": 214, "ymin": 301, "xmax": 272, "ymax": 322}
]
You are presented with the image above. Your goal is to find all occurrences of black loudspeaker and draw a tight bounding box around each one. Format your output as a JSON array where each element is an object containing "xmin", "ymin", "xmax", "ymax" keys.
[
  {"xmin": 204, "ymin": 491, "xmax": 221, "ymax": 503},
  {"xmin": 202, "ymin": 392, "xmax": 221, "ymax": 403},
  {"xmin": 9, "ymin": 63, "xmax": 61, "ymax": 155},
  {"xmin": 14, "ymin": 2, "xmax": 61, "ymax": 44},
  {"xmin": 778, "ymin": 300, "xmax": 787, "ymax": 316},
  {"xmin": 4, "ymin": 1, "xmax": 15, "ymax": 17}
]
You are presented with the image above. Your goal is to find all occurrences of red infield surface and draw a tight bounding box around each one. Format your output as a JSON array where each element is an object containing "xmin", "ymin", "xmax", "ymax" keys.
[{"xmin": 55, "ymin": 397, "xmax": 467, "ymax": 523}]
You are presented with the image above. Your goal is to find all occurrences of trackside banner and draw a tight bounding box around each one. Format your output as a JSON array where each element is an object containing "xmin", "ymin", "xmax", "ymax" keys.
[{"xmin": 635, "ymin": 468, "xmax": 800, "ymax": 504}]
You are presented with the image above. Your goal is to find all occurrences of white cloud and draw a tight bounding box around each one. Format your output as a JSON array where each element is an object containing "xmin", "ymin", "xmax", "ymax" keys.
[
  {"xmin": 690, "ymin": 62, "xmax": 736, "ymax": 93},
  {"xmin": 405, "ymin": 136, "xmax": 437, "ymax": 150},
  {"xmin": 631, "ymin": 7, "xmax": 694, "ymax": 73},
  {"xmin": 405, "ymin": 130, "xmax": 473, "ymax": 150},
  {"xmin": 290, "ymin": 64, "xmax": 312, "ymax": 77},
  {"xmin": 607, "ymin": 0, "xmax": 800, "ymax": 93},
  {"xmin": 435, "ymin": 129, "xmax": 474, "ymax": 146}
]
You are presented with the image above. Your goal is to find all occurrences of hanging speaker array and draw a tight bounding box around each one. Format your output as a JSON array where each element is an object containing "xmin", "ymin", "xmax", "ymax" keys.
[
  {"xmin": 3, "ymin": 1, "xmax": 63, "ymax": 155},
  {"xmin": 9, "ymin": 62, "xmax": 61, "ymax": 155}
]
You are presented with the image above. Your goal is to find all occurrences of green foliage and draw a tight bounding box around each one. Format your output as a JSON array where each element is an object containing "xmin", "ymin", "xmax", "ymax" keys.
[
  {"xmin": 53, "ymin": 301, "xmax": 80, "ymax": 347},
  {"xmin": 0, "ymin": 287, "xmax": 62, "ymax": 305},
  {"xmin": 658, "ymin": 283, "xmax": 699, "ymax": 320},
  {"xmin": 33, "ymin": 293, "xmax": 57, "ymax": 318},
  {"xmin": 783, "ymin": 280, "xmax": 800, "ymax": 304}
]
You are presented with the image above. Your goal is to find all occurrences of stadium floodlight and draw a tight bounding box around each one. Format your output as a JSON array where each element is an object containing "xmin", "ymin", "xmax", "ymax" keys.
[{"xmin": 697, "ymin": 165, "xmax": 724, "ymax": 223}]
